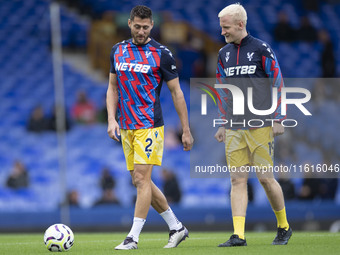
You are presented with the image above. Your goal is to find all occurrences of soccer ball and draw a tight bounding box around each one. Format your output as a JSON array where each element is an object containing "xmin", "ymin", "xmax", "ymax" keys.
[{"xmin": 44, "ymin": 224, "xmax": 74, "ymax": 252}]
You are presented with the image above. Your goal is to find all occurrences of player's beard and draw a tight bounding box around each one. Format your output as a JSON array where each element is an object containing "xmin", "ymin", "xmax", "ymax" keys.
[{"xmin": 132, "ymin": 32, "xmax": 150, "ymax": 45}]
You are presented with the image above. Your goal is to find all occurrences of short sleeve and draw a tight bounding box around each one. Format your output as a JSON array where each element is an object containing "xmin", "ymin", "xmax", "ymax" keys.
[
  {"xmin": 110, "ymin": 45, "xmax": 119, "ymax": 74},
  {"xmin": 160, "ymin": 48, "xmax": 178, "ymax": 81}
]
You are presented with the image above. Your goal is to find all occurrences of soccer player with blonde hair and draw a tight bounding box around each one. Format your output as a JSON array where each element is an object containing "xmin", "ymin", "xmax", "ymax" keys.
[{"xmin": 215, "ymin": 3, "xmax": 292, "ymax": 247}]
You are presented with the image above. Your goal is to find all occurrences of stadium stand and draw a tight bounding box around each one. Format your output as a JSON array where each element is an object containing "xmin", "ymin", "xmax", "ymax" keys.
[{"xmin": 0, "ymin": 0, "xmax": 340, "ymax": 230}]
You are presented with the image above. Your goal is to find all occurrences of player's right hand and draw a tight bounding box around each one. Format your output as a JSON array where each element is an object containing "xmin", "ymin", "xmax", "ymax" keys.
[
  {"xmin": 214, "ymin": 126, "xmax": 226, "ymax": 143},
  {"xmin": 107, "ymin": 120, "xmax": 120, "ymax": 141}
]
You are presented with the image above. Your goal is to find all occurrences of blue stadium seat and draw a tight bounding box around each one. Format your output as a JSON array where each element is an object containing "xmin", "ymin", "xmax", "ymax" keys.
[{"xmin": 1, "ymin": 0, "xmax": 340, "ymax": 211}]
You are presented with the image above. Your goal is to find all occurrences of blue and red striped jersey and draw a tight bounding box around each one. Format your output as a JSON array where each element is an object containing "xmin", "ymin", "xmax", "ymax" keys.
[
  {"xmin": 110, "ymin": 38, "xmax": 178, "ymax": 130},
  {"xmin": 216, "ymin": 34, "xmax": 286, "ymax": 129}
]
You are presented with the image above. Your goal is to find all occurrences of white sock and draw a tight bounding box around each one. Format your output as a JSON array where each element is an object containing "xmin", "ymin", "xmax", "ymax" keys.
[
  {"xmin": 160, "ymin": 207, "xmax": 183, "ymax": 231},
  {"xmin": 127, "ymin": 217, "xmax": 146, "ymax": 243}
]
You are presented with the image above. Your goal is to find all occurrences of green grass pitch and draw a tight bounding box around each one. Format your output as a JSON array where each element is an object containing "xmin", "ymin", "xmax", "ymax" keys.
[{"xmin": 0, "ymin": 232, "xmax": 339, "ymax": 255}]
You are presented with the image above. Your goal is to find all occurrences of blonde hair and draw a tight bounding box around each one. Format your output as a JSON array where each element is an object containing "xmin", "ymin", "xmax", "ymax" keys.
[{"xmin": 218, "ymin": 3, "xmax": 247, "ymax": 26}]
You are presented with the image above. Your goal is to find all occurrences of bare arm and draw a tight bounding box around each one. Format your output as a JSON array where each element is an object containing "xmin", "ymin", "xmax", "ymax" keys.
[
  {"xmin": 166, "ymin": 78, "xmax": 193, "ymax": 151},
  {"xmin": 106, "ymin": 73, "xmax": 120, "ymax": 141}
]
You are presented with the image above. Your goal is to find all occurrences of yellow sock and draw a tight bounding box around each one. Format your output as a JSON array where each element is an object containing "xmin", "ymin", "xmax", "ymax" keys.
[
  {"xmin": 274, "ymin": 207, "xmax": 289, "ymax": 230},
  {"xmin": 233, "ymin": 216, "xmax": 245, "ymax": 240}
]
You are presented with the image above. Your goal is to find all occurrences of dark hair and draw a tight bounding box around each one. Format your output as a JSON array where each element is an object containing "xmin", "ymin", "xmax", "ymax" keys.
[{"xmin": 130, "ymin": 5, "xmax": 152, "ymax": 21}]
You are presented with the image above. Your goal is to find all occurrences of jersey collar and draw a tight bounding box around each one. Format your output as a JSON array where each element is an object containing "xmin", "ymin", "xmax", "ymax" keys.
[
  {"xmin": 130, "ymin": 37, "xmax": 153, "ymax": 46},
  {"xmin": 233, "ymin": 34, "xmax": 252, "ymax": 47}
]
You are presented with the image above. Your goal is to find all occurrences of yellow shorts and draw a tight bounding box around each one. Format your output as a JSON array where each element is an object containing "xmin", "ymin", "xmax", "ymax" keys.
[
  {"xmin": 225, "ymin": 126, "xmax": 274, "ymax": 168},
  {"xmin": 120, "ymin": 126, "xmax": 164, "ymax": 171}
]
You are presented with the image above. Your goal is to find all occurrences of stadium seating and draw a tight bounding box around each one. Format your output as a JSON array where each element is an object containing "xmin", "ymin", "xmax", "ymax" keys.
[{"xmin": 0, "ymin": 0, "xmax": 339, "ymax": 214}]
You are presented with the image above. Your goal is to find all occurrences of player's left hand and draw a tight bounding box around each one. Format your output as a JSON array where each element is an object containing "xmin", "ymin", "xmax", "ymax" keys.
[
  {"xmin": 182, "ymin": 131, "xmax": 194, "ymax": 151},
  {"xmin": 273, "ymin": 121, "xmax": 284, "ymax": 137}
]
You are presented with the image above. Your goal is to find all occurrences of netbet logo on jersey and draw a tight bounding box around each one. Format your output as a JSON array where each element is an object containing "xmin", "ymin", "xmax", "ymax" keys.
[
  {"xmin": 224, "ymin": 65, "xmax": 256, "ymax": 76},
  {"xmin": 116, "ymin": 63, "xmax": 151, "ymax": 73}
]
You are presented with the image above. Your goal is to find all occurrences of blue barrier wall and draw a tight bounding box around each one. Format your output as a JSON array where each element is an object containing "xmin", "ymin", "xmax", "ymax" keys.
[{"xmin": 1, "ymin": 202, "xmax": 339, "ymax": 232}]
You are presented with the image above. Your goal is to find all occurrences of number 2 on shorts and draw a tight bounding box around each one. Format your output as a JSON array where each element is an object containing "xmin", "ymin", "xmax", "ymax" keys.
[{"xmin": 145, "ymin": 138, "xmax": 153, "ymax": 152}]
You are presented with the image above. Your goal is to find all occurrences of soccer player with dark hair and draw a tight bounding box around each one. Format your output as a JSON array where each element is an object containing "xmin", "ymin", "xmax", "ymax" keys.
[
  {"xmin": 106, "ymin": 5, "xmax": 193, "ymax": 250},
  {"xmin": 214, "ymin": 3, "xmax": 292, "ymax": 247}
]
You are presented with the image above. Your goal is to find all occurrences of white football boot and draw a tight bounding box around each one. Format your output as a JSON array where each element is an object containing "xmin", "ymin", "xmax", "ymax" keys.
[
  {"xmin": 163, "ymin": 226, "xmax": 189, "ymax": 248},
  {"xmin": 115, "ymin": 237, "xmax": 138, "ymax": 250}
]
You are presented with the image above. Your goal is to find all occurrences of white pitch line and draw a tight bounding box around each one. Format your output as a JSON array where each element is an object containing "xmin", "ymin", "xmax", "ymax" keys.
[
  {"xmin": 309, "ymin": 234, "xmax": 337, "ymax": 237},
  {"xmin": 1, "ymin": 234, "xmax": 283, "ymax": 246},
  {"xmin": 1, "ymin": 237, "xmax": 212, "ymax": 246}
]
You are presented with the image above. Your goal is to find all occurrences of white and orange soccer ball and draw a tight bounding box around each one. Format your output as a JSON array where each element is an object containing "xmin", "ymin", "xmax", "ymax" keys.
[{"xmin": 44, "ymin": 224, "xmax": 74, "ymax": 252}]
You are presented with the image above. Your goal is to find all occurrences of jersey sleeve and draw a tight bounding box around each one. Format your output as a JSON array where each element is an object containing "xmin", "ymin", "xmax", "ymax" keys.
[
  {"xmin": 216, "ymin": 50, "xmax": 225, "ymax": 83},
  {"xmin": 261, "ymin": 44, "xmax": 286, "ymax": 122},
  {"xmin": 216, "ymin": 52, "xmax": 228, "ymax": 121},
  {"xmin": 110, "ymin": 44, "xmax": 119, "ymax": 74},
  {"xmin": 160, "ymin": 48, "xmax": 178, "ymax": 81}
]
